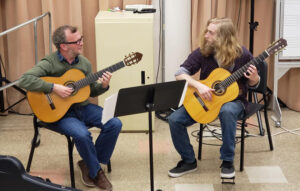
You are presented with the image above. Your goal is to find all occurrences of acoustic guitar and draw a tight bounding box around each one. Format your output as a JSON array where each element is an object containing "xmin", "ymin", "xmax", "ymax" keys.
[
  {"xmin": 27, "ymin": 52, "xmax": 143, "ymax": 123},
  {"xmin": 183, "ymin": 38, "xmax": 287, "ymax": 124}
]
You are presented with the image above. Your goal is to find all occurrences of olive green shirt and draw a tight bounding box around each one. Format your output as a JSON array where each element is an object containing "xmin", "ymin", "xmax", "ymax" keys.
[{"xmin": 19, "ymin": 51, "xmax": 108, "ymax": 106}]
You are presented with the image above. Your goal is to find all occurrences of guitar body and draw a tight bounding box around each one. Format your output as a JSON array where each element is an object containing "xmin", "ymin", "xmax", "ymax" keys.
[
  {"xmin": 183, "ymin": 38, "xmax": 288, "ymax": 124},
  {"xmin": 183, "ymin": 68, "xmax": 239, "ymax": 124},
  {"xmin": 27, "ymin": 69, "xmax": 90, "ymax": 123},
  {"xmin": 26, "ymin": 52, "xmax": 143, "ymax": 123}
]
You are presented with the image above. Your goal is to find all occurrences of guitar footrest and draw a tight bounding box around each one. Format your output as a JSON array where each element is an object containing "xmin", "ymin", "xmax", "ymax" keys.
[{"xmin": 221, "ymin": 176, "xmax": 235, "ymax": 184}]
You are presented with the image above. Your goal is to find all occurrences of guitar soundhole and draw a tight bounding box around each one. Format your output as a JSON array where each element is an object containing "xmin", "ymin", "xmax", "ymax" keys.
[
  {"xmin": 64, "ymin": 81, "xmax": 77, "ymax": 96},
  {"xmin": 212, "ymin": 81, "xmax": 226, "ymax": 96}
]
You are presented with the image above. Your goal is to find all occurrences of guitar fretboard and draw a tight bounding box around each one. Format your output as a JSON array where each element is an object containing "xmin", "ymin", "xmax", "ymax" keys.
[
  {"xmin": 220, "ymin": 51, "xmax": 269, "ymax": 89},
  {"xmin": 73, "ymin": 61, "xmax": 125, "ymax": 89}
]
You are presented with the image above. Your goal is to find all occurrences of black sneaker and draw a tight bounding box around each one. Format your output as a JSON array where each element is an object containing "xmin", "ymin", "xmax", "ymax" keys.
[
  {"xmin": 220, "ymin": 161, "xmax": 235, "ymax": 178},
  {"xmin": 168, "ymin": 160, "xmax": 197, "ymax": 178}
]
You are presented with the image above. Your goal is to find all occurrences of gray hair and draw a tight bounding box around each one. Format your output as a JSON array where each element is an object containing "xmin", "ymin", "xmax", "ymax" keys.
[{"xmin": 52, "ymin": 25, "xmax": 78, "ymax": 51}]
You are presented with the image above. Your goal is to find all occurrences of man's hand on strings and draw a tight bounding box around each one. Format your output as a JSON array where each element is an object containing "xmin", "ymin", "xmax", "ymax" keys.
[
  {"xmin": 98, "ymin": 71, "xmax": 112, "ymax": 89},
  {"xmin": 53, "ymin": 84, "xmax": 73, "ymax": 98},
  {"xmin": 196, "ymin": 82, "xmax": 215, "ymax": 101},
  {"xmin": 244, "ymin": 64, "xmax": 260, "ymax": 86}
]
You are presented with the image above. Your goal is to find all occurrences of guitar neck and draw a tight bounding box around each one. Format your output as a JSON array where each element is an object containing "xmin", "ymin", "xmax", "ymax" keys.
[
  {"xmin": 74, "ymin": 61, "xmax": 125, "ymax": 89},
  {"xmin": 221, "ymin": 50, "xmax": 269, "ymax": 88}
]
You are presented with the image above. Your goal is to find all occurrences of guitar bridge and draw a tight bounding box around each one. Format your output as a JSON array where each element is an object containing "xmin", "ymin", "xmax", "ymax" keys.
[{"xmin": 193, "ymin": 92, "xmax": 208, "ymax": 112}]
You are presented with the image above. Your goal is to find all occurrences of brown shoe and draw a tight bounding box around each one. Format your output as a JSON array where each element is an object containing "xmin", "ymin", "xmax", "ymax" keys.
[
  {"xmin": 77, "ymin": 160, "xmax": 95, "ymax": 187},
  {"xmin": 92, "ymin": 170, "xmax": 113, "ymax": 191}
]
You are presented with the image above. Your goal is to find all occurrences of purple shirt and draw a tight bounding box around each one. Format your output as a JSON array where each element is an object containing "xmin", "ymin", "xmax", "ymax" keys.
[{"xmin": 180, "ymin": 47, "xmax": 253, "ymax": 107}]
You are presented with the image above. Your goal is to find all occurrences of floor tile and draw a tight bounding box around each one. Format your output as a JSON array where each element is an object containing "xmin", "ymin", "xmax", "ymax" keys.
[
  {"xmin": 175, "ymin": 184, "xmax": 214, "ymax": 191},
  {"xmin": 245, "ymin": 166, "xmax": 288, "ymax": 183}
]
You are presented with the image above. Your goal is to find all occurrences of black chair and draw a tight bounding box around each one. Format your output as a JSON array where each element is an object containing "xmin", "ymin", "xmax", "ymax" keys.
[
  {"xmin": 198, "ymin": 61, "xmax": 274, "ymax": 171},
  {"xmin": 26, "ymin": 115, "xmax": 112, "ymax": 188}
]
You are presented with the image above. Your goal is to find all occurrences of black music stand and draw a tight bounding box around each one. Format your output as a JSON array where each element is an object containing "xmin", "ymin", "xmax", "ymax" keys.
[
  {"xmin": 0, "ymin": 55, "xmax": 27, "ymax": 112},
  {"xmin": 248, "ymin": 0, "xmax": 265, "ymax": 136},
  {"xmin": 107, "ymin": 80, "xmax": 187, "ymax": 191}
]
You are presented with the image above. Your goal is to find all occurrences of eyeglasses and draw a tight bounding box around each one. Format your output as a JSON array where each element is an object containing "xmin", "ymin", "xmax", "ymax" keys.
[{"xmin": 61, "ymin": 36, "xmax": 83, "ymax": 45}]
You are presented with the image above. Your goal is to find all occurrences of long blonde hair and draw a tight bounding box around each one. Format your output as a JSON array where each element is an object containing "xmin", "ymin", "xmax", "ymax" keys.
[{"xmin": 199, "ymin": 18, "xmax": 242, "ymax": 68}]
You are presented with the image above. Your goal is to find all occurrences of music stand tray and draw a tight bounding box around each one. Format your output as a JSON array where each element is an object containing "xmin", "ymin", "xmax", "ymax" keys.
[{"xmin": 102, "ymin": 80, "xmax": 187, "ymax": 191}]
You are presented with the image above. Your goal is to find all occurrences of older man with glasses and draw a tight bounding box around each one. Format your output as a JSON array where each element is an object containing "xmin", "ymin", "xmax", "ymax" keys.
[{"xmin": 19, "ymin": 25, "xmax": 122, "ymax": 191}]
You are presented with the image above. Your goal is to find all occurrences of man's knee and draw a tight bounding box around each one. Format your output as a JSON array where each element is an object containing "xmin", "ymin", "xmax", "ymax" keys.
[
  {"xmin": 167, "ymin": 112, "xmax": 178, "ymax": 126},
  {"xmin": 107, "ymin": 118, "xmax": 122, "ymax": 133},
  {"xmin": 219, "ymin": 105, "xmax": 236, "ymax": 118},
  {"xmin": 74, "ymin": 130, "xmax": 92, "ymax": 142}
]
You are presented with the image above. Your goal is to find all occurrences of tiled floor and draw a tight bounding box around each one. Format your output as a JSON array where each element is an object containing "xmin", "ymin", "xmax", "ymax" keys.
[
  {"xmin": 1, "ymin": 107, "xmax": 300, "ymax": 191},
  {"xmin": 175, "ymin": 184, "xmax": 214, "ymax": 191},
  {"xmin": 245, "ymin": 166, "xmax": 288, "ymax": 184}
]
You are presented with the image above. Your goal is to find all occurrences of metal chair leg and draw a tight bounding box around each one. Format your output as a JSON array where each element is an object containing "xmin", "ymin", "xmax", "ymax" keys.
[
  {"xmin": 26, "ymin": 116, "xmax": 40, "ymax": 172},
  {"xmin": 198, "ymin": 124, "xmax": 204, "ymax": 160},
  {"xmin": 263, "ymin": 94, "xmax": 274, "ymax": 151},
  {"xmin": 66, "ymin": 136, "xmax": 75, "ymax": 188},
  {"xmin": 240, "ymin": 120, "xmax": 245, "ymax": 172},
  {"xmin": 107, "ymin": 161, "xmax": 112, "ymax": 173},
  {"xmin": 254, "ymin": 92, "xmax": 265, "ymax": 136}
]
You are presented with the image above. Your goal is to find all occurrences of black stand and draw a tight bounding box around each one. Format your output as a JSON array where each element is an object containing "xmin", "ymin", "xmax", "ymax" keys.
[
  {"xmin": 112, "ymin": 80, "xmax": 187, "ymax": 191},
  {"xmin": 0, "ymin": 78, "xmax": 26, "ymax": 112},
  {"xmin": 0, "ymin": 55, "xmax": 27, "ymax": 112},
  {"xmin": 248, "ymin": 0, "xmax": 264, "ymax": 136},
  {"xmin": 249, "ymin": 0, "xmax": 259, "ymax": 54}
]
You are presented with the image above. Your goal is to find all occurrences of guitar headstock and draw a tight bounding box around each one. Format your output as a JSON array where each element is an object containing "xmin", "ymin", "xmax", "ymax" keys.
[
  {"xmin": 266, "ymin": 38, "xmax": 287, "ymax": 55},
  {"xmin": 123, "ymin": 52, "xmax": 143, "ymax": 66}
]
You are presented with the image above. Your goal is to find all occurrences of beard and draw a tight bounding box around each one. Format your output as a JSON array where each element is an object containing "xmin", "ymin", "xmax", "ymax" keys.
[
  {"xmin": 202, "ymin": 40, "xmax": 216, "ymax": 56},
  {"xmin": 69, "ymin": 47, "xmax": 82, "ymax": 58}
]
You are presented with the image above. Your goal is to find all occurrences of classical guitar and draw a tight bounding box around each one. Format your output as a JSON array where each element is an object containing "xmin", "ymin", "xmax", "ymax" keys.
[
  {"xmin": 183, "ymin": 38, "xmax": 287, "ymax": 124},
  {"xmin": 27, "ymin": 52, "xmax": 143, "ymax": 123}
]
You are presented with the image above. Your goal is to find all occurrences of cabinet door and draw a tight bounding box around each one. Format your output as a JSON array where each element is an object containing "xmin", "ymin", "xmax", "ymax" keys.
[{"xmin": 95, "ymin": 12, "xmax": 154, "ymax": 131}]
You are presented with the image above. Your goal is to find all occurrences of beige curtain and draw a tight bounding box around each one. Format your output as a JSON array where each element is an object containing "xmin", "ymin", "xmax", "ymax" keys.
[
  {"xmin": 190, "ymin": 0, "xmax": 254, "ymax": 80},
  {"xmin": 190, "ymin": 0, "xmax": 300, "ymax": 111},
  {"xmin": 1, "ymin": 0, "xmax": 299, "ymax": 113},
  {"xmin": 191, "ymin": 0, "xmax": 274, "ymax": 74},
  {"xmin": 0, "ymin": 0, "xmax": 151, "ymax": 114}
]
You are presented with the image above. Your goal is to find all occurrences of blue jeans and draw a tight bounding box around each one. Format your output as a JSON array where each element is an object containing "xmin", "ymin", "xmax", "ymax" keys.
[
  {"xmin": 168, "ymin": 101, "xmax": 244, "ymax": 163},
  {"xmin": 47, "ymin": 103, "xmax": 122, "ymax": 178}
]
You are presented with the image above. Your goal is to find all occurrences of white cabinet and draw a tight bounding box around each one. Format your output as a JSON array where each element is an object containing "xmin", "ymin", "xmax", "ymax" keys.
[{"xmin": 95, "ymin": 11, "xmax": 154, "ymax": 131}]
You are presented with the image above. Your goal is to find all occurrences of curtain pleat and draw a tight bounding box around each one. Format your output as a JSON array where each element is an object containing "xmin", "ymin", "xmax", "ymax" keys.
[{"xmin": 1, "ymin": 0, "xmax": 299, "ymax": 113}]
